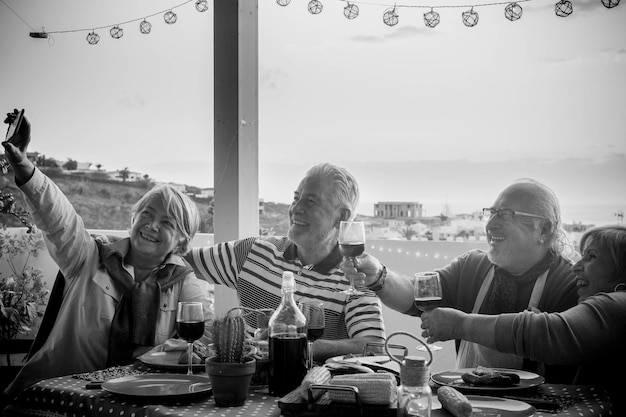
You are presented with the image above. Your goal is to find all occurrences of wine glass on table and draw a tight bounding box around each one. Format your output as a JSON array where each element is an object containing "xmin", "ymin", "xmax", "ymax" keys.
[
  {"xmin": 414, "ymin": 271, "xmax": 443, "ymax": 352},
  {"xmin": 298, "ymin": 301, "xmax": 325, "ymax": 370},
  {"xmin": 176, "ymin": 301, "xmax": 205, "ymax": 375},
  {"xmin": 338, "ymin": 221, "xmax": 366, "ymax": 295}
]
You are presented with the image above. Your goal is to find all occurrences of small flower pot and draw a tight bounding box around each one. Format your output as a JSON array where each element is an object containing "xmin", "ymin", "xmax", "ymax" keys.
[{"xmin": 206, "ymin": 356, "xmax": 256, "ymax": 407}]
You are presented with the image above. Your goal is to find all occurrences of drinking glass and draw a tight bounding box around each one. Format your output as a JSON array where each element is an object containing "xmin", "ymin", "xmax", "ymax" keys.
[
  {"xmin": 298, "ymin": 301, "xmax": 325, "ymax": 369},
  {"xmin": 176, "ymin": 301, "xmax": 205, "ymax": 375},
  {"xmin": 413, "ymin": 271, "xmax": 443, "ymax": 352},
  {"xmin": 338, "ymin": 221, "xmax": 366, "ymax": 295}
]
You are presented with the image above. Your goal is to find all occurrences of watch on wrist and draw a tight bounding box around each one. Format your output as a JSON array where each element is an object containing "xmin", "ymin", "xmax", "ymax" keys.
[{"xmin": 366, "ymin": 264, "xmax": 387, "ymax": 292}]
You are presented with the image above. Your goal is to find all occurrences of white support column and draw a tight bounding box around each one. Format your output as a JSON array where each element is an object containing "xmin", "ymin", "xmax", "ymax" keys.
[{"xmin": 213, "ymin": 0, "xmax": 259, "ymax": 315}]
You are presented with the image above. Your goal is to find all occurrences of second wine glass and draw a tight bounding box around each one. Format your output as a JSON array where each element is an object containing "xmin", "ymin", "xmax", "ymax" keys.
[
  {"xmin": 338, "ymin": 221, "xmax": 366, "ymax": 295},
  {"xmin": 298, "ymin": 301, "xmax": 325, "ymax": 369},
  {"xmin": 413, "ymin": 271, "xmax": 443, "ymax": 352},
  {"xmin": 176, "ymin": 301, "xmax": 205, "ymax": 375}
]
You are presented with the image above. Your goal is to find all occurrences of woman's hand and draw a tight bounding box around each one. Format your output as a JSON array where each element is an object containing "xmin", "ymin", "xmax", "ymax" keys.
[{"xmin": 2, "ymin": 110, "xmax": 35, "ymax": 184}]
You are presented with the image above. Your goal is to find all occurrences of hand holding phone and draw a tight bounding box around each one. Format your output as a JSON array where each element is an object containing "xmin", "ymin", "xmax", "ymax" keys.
[{"xmin": 4, "ymin": 108, "xmax": 28, "ymax": 148}]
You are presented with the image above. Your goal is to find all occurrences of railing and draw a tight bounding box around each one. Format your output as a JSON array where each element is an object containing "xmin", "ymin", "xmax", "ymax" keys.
[{"xmin": 1, "ymin": 228, "xmax": 488, "ymax": 373}]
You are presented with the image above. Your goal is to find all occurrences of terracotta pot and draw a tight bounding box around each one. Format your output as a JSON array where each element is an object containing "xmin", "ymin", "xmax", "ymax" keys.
[{"xmin": 206, "ymin": 356, "xmax": 256, "ymax": 407}]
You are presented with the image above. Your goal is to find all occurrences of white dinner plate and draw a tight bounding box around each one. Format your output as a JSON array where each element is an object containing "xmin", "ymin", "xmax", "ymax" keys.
[
  {"xmin": 433, "ymin": 394, "xmax": 536, "ymax": 416},
  {"xmin": 431, "ymin": 368, "xmax": 545, "ymax": 393},
  {"xmin": 138, "ymin": 346, "xmax": 205, "ymax": 371},
  {"xmin": 102, "ymin": 374, "xmax": 212, "ymax": 400}
]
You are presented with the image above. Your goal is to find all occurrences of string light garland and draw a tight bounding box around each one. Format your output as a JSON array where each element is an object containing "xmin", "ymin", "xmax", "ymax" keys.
[
  {"xmin": 21, "ymin": 0, "xmax": 208, "ymax": 45},
  {"xmin": 274, "ymin": 0, "xmax": 620, "ymax": 28},
  {"xmin": 6, "ymin": 0, "xmax": 618, "ymax": 44}
]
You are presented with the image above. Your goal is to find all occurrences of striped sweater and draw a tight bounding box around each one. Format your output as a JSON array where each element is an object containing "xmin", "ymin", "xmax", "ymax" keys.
[{"xmin": 187, "ymin": 236, "xmax": 386, "ymax": 341}]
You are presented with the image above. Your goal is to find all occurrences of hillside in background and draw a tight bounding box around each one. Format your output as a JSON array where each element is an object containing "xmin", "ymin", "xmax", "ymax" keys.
[{"xmin": 1, "ymin": 169, "xmax": 290, "ymax": 235}]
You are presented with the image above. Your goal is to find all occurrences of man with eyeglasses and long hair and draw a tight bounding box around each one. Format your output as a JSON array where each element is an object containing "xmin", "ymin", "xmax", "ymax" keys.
[{"xmin": 341, "ymin": 178, "xmax": 579, "ymax": 383}]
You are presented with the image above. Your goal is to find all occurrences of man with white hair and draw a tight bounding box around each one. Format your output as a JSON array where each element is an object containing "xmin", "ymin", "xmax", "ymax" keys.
[
  {"xmin": 185, "ymin": 162, "xmax": 386, "ymax": 362},
  {"xmin": 342, "ymin": 178, "xmax": 578, "ymax": 383}
]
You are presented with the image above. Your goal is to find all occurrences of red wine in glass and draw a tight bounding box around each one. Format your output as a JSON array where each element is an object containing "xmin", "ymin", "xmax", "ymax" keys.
[
  {"xmin": 338, "ymin": 221, "xmax": 366, "ymax": 295},
  {"xmin": 307, "ymin": 327, "xmax": 324, "ymax": 342},
  {"xmin": 176, "ymin": 302, "xmax": 204, "ymax": 375},
  {"xmin": 177, "ymin": 321, "xmax": 204, "ymax": 342},
  {"xmin": 298, "ymin": 301, "xmax": 325, "ymax": 369},
  {"xmin": 339, "ymin": 243, "xmax": 365, "ymax": 258}
]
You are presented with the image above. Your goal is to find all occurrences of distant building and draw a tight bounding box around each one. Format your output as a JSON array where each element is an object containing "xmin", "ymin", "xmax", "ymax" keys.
[
  {"xmin": 374, "ymin": 202, "xmax": 424, "ymax": 219},
  {"xmin": 102, "ymin": 170, "xmax": 145, "ymax": 182},
  {"xmin": 197, "ymin": 188, "xmax": 214, "ymax": 199}
]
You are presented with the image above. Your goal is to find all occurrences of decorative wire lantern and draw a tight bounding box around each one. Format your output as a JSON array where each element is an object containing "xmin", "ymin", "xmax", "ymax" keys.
[
  {"xmin": 423, "ymin": 8, "xmax": 440, "ymax": 28},
  {"xmin": 195, "ymin": 0, "xmax": 209, "ymax": 12},
  {"xmin": 277, "ymin": 0, "xmax": 291, "ymax": 6},
  {"xmin": 308, "ymin": 0, "xmax": 323, "ymax": 14},
  {"xmin": 555, "ymin": 0, "xmax": 573, "ymax": 16},
  {"xmin": 344, "ymin": 2, "xmax": 359, "ymax": 19},
  {"xmin": 600, "ymin": 0, "xmax": 620, "ymax": 8},
  {"xmin": 110, "ymin": 26, "xmax": 123, "ymax": 39},
  {"xmin": 383, "ymin": 6, "xmax": 399, "ymax": 26},
  {"xmin": 462, "ymin": 7, "xmax": 479, "ymax": 27},
  {"xmin": 164, "ymin": 10, "xmax": 178, "ymax": 24},
  {"xmin": 139, "ymin": 19, "xmax": 152, "ymax": 34},
  {"xmin": 86, "ymin": 31, "xmax": 100, "ymax": 45},
  {"xmin": 504, "ymin": 2, "xmax": 523, "ymax": 21}
]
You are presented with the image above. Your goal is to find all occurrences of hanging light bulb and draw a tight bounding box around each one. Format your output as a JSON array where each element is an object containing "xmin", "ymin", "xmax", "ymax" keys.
[
  {"xmin": 555, "ymin": 0, "xmax": 573, "ymax": 16},
  {"xmin": 86, "ymin": 31, "xmax": 100, "ymax": 45},
  {"xmin": 276, "ymin": 0, "xmax": 291, "ymax": 6},
  {"xmin": 139, "ymin": 19, "xmax": 152, "ymax": 34},
  {"xmin": 600, "ymin": 0, "xmax": 620, "ymax": 7},
  {"xmin": 423, "ymin": 8, "xmax": 440, "ymax": 28},
  {"xmin": 383, "ymin": 6, "xmax": 399, "ymax": 26},
  {"xmin": 504, "ymin": 2, "xmax": 523, "ymax": 21},
  {"xmin": 195, "ymin": 0, "xmax": 209, "ymax": 12},
  {"xmin": 110, "ymin": 26, "xmax": 123, "ymax": 39},
  {"xmin": 164, "ymin": 10, "xmax": 178, "ymax": 24},
  {"xmin": 344, "ymin": 2, "xmax": 359, "ymax": 19},
  {"xmin": 308, "ymin": 0, "xmax": 323, "ymax": 14},
  {"xmin": 462, "ymin": 7, "xmax": 479, "ymax": 27}
]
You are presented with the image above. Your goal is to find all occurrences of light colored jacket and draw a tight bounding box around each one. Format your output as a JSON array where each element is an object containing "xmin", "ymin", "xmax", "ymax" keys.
[{"xmin": 5, "ymin": 169, "xmax": 213, "ymax": 399}]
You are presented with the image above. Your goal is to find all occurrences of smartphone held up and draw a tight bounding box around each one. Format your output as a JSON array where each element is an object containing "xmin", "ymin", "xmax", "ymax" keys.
[{"xmin": 4, "ymin": 108, "xmax": 27, "ymax": 147}]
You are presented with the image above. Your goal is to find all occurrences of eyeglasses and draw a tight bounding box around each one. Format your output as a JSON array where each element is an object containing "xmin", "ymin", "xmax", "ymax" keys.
[{"xmin": 482, "ymin": 207, "xmax": 546, "ymax": 221}]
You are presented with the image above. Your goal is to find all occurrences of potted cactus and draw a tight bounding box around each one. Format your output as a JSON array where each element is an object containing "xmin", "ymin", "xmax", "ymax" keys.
[{"xmin": 205, "ymin": 308, "xmax": 256, "ymax": 407}]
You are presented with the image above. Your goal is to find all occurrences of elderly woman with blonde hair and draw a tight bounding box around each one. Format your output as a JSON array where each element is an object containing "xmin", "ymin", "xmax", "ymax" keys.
[{"xmin": 2, "ymin": 110, "xmax": 213, "ymax": 400}]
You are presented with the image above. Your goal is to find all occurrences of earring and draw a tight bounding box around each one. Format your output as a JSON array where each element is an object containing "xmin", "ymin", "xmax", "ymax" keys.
[
  {"xmin": 538, "ymin": 237, "xmax": 544, "ymax": 244},
  {"xmin": 614, "ymin": 283, "xmax": 626, "ymax": 292}
]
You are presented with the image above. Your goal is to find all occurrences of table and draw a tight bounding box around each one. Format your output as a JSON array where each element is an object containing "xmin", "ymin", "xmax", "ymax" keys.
[{"xmin": 2, "ymin": 364, "xmax": 614, "ymax": 417}]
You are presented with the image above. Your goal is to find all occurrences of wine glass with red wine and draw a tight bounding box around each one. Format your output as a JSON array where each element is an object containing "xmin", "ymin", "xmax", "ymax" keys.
[
  {"xmin": 176, "ymin": 301, "xmax": 205, "ymax": 375},
  {"xmin": 338, "ymin": 221, "xmax": 366, "ymax": 295},
  {"xmin": 414, "ymin": 271, "xmax": 443, "ymax": 352},
  {"xmin": 298, "ymin": 301, "xmax": 325, "ymax": 369}
]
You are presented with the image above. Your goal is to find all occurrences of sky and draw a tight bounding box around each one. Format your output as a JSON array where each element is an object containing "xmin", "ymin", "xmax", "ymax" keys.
[{"xmin": 1, "ymin": 0, "xmax": 625, "ymax": 225}]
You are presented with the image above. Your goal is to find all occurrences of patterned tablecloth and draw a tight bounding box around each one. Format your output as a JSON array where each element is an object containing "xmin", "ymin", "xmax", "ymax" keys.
[{"xmin": 2, "ymin": 364, "xmax": 614, "ymax": 417}]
